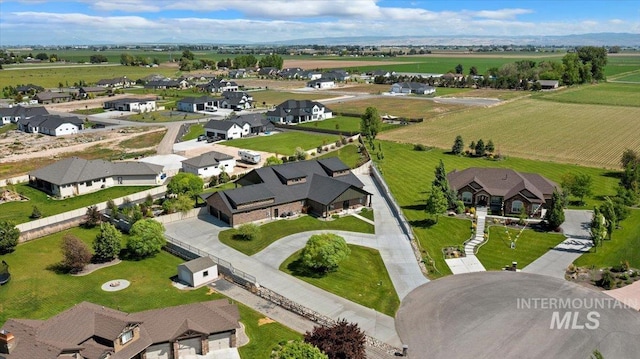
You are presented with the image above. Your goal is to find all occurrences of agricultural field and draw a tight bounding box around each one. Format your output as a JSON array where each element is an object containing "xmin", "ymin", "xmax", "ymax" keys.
[
  {"xmin": 611, "ymin": 73, "xmax": 640, "ymax": 83},
  {"xmin": 372, "ymin": 141, "xmax": 622, "ymax": 277},
  {"xmin": 379, "ymin": 98, "xmax": 640, "ymax": 169},
  {"xmin": 224, "ymin": 131, "xmax": 341, "ymax": 155},
  {"xmin": 0, "ymin": 64, "xmax": 179, "ymax": 88},
  {"xmin": 329, "ymin": 97, "xmax": 464, "ymax": 119},
  {"xmin": 605, "ymin": 54, "xmax": 640, "ymax": 77},
  {"xmin": 535, "ymin": 83, "xmax": 640, "ymax": 107}
]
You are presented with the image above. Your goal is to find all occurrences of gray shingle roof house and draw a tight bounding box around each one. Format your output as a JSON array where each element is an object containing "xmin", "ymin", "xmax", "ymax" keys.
[
  {"xmin": 390, "ymin": 82, "xmax": 435, "ymax": 95},
  {"xmin": 181, "ymin": 151, "xmax": 236, "ymax": 178},
  {"xmin": 96, "ymin": 76, "xmax": 132, "ymax": 88},
  {"xmin": 176, "ymin": 96, "xmax": 222, "ymax": 112},
  {"xmin": 447, "ymin": 168, "xmax": 557, "ymax": 216},
  {"xmin": 206, "ymin": 158, "xmax": 372, "ymax": 226},
  {"xmin": 0, "ymin": 299, "xmax": 240, "ymax": 359},
  {"xmin": 0, "ymin": 105, "xmax": 48, "ymax": 125},
  {"xmin": 29, "ymin": 157, "xmax": 165, "ymax": 198},
  {"xmin": 199, "ymin": 79, "xmax": 239, "ymax": 93},
  {"xmin": 203, "ymin": 114, "xmax": 274, "ymax": 140},
  {"xmin": 220, "ymin": 91, "xmax": 253, "ymax": 110},
  {"xmin": 33, "ymin": 91, "xmax": 72, "ymax": 104},
  {"xmin": 15, "ymin": 84, "xmax": 44, "ymax": 94},
  {"xmin": 266, "ymin": 99, "xmax": 333, "ymax": 124},
  {"xmin": 17, "ymin": 114, "xmax": 84, "ymax": 136}
]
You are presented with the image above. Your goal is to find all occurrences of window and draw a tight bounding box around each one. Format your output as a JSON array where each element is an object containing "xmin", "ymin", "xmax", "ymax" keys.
[
  {"xmin": 461, "ymin": 192, "xmax": 473, "ymax": 204},
  {"xmin": 121, "ymin": 330, "xmax": 133, "ymax": 345},
  {"xmin": 203, "ymin": 270, "xmax": 209, "ymax": 277},
  {"xmin": 512, "ymin": 200, "xmax": 524, "ymax": 213}
]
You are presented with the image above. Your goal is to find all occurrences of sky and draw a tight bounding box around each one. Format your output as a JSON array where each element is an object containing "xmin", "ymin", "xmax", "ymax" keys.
[{"xmin": 0, "ymin": 0, "xmax": 639, "ymax": 45}]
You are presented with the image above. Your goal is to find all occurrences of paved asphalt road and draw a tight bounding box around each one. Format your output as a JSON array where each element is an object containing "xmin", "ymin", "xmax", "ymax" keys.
[{"xmin": 396, "ymin": 272, "xmax": 640, "ymax": 359}]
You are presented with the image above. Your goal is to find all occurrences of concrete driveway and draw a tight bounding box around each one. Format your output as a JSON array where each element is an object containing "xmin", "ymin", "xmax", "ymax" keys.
[
  {"xmin": 523, "ymin": 209, "xmax": 593, "ymax": 278},
  {"xmin": 396, "ymin": 272, "xmax": 640, "ymax": 359}
]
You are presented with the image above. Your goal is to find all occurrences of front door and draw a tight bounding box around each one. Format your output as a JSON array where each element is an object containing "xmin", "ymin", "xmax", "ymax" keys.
[
  {"xmin": 343, "ymin": 200, "xmax": 349, "ymax": 211},
  {"xmin": 477, "ymin": 195, "xmax": 488, "ymax": 207},
  {"xmin": 274, "ymin": 208, "xmax": 279, "ymax": 218}
]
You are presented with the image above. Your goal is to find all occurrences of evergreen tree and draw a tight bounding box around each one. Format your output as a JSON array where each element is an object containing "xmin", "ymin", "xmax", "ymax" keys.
[
  {"xmin": 600, "ymin": 197, "xmax": 617, "ymax": 240},
  {"xmin": 93, "ymin": 223, "xmax": 122, "ymax": 262},
  {"xmin": 475, "ymin": 139, "xmax": 485, "ymax": 156},
  {"xmin": 451, "ymin": 135, "xmax": 464, "ymax": 155},
  {"xmin": 544, "ymin": 189, "xmax": 565, "ymax": 230},
  {"xmin": 0, "ymin": 220, "xmax": 20, "ymax": 254},
  {"xmin": 485, "ymin": 139, "xmax": 495, "ymax": 154},
  {"xmin": 589, "ymin": 207, "xmax": 606, "ymax": 251}
]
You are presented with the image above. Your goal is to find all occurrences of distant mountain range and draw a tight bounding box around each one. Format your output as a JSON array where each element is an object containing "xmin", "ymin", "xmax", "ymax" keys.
[{"xmin": 266, "ymin": 33, "xmax": 640, "ymax": 47}]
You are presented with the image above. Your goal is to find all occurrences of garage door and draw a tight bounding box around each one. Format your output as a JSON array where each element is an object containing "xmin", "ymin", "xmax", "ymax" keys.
[
  {"xmin": 177, "ymin": 338, "xmax": 202, "ymax": 357},
  {"xmin": 208, "ymin": 333, "xmax": 230, "ymax": 351},
  {"xmin": 145, "ymin": 343, "xmax": 171, "ymax": 359}
]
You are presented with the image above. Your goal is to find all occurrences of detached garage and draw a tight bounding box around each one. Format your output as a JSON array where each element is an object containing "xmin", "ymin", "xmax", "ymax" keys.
[{"xmin": 178, "ymin": 257, "xmax": 218, "ymax": 287}]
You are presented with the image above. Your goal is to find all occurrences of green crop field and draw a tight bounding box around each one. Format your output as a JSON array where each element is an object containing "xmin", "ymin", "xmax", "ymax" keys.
[
  {"xmin": 379, "ymin": 98, "xmax": 640, "ymax": 169},
  {"xmin": 606, "ymin": 55, "xmax": 640, "ymax": 77},
  {"xmin": 535, "ymin": 83, "xmax": 640, "ymax": 107},
  {"xmin": 372, "ymin": 141, "xmax": 622, "ymax": 277},
  {"xmin": 223, "ymin": 131, "xmax": 341, "ymax": 155},
  {"xmin": 0, "ymin": 64, "xmax": 180, "ymax": 89},
  {"xmin": 610, "ymin": 72, "xmax": 640, "ymax": 83}
]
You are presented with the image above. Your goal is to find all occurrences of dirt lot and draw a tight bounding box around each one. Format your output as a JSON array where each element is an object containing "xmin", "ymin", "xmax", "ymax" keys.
[{"xmin": 0, "ymin": 126, "xmax": 164, "ymax": 163}]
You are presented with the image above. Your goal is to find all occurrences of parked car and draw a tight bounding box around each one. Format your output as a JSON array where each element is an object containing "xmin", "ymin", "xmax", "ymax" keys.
[{"xmin": 197, "ymin": 134, "xmax": 207, "ymax": 142}]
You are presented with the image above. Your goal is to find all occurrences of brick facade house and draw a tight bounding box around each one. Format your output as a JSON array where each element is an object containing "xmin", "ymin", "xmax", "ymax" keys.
[
  {"xmin": 447, "ymin": 167, "xmax": 557, "ymax": 217},
  {"xmin": 206, "ymin": 158, "xmax": 371, "ymax": 226}
]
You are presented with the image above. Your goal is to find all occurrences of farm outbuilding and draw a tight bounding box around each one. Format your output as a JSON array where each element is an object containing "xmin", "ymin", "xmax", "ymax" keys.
[{"xmin": 178, "ymin": 257, "xmax": 218, "ymax": 287}]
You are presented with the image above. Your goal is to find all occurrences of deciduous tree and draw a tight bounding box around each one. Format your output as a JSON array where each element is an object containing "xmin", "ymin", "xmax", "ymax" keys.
[
  {"xmin": 301, "ymin": 233, "xmax": 350, "ymax": 273},
  {"xmin": 93, "ymin": 223, "xmax": 122, "ymax": 262},
  {"xmin": 61, "ymin": 234, "xmax": 92, "ymax": 273},
  {"xmin": 426, "ymin": 184, "xmax": 448, "ymax": 223},
  {"xmin": 0, "ymin": 220, "xmax": 20, "ymax": 254},
  {"xmin": 167, "ymin": 172, "xmax": 204, "ymax": 199},
  {"xmin": 600, "ymin": 197, "xmax": 617, "ymax": 240},
  {"xmin": 236, "ymin": 223, "xmax": 261, "ymax": 241},
  {"xmin": 590, "ymin": 207, "xmax": 606, "ymax": 251},
  {"xmin": 264, "ymin": 156, "xmax": 283, "ymax": 166},
  {"xmin": 360, "ymin": 107, "xmax": 381, "ymax": 139},
  {"xmin": 271, "ymin": 341, "xmax": 328, "ymax": 359},
  {"xmin": 260, "ymin": 54, "xmax": 284, "ymax": 69},
  {"xmin": 126, "ymin": 219, "xmax": 165, "ymax": 259},
  {"xmin": 561, "ymin": 173, "xmax": 593, "ymax": 205},
  {"xmin": 304, "ymin": 319, "xmax": 366, "ymax": 359}
]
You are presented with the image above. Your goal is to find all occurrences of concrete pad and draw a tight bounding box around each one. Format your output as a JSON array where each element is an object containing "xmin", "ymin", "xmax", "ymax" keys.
[
  {"xmin": 605, "ymin": 281, "xmax": 640, "ymax": 311},
  {"xmin": 445, "ymin": 255, "xmax": 486, "ymax": 274},
  {"xmin": 139, "ymin": 154, "xmax": 187, "ymax": 175},
  {"xmin": 396, "ymin": 272, "xmax": 640, "ymax": 359}
]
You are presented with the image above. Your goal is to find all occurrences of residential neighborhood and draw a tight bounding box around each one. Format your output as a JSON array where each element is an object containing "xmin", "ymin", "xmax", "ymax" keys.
[{"xmin": 1, "ymin": 2, "xmax": 639, "ymax": 359}]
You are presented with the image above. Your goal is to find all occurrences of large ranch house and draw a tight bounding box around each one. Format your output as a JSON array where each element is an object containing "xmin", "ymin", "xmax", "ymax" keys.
[
  {"xmin": 103, "ymin": 98, "xmax": 157, "ymax": 113},
  {"xmin": 266, "ymin": 99, "xmax": 333, "ymax": 124},
  {"xmin": 206, "ymin": 158, "xmax": 372, "ymax": 226},
  {"xmin": 28, "ymin": 157, "xmax": 165, "ymax": 198},
  {"xmin": 447, "ymin": 168, "xmax": 558, "ymax": 217}
]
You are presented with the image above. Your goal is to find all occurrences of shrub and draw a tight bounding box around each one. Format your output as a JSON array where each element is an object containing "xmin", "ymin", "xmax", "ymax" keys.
[
  {"xmin": 455, "ymin": 200, "xmax": 465, "ymax": 214},
  {"xmin": 61, "ymin": 234, "xmax": 92, "ymax": 273},
  {"xmin": 469, "ymin": 207, "xmax": 476, "ymax": 215},
  {"xmin": 597, "ymin": 270, "xmax": 615, "ymax": 289},
  {"xmin": 84, "ymin": 205, "xmax": 101, "ymax": 228},
  {"xmin": 317, "ymin": 146, "xmax": 323, "ymax": 154},
  {"xmin": 288, "ymin": 155, "xmax": 297, "ymax": 162},
  {"xmin": 301, "ymin": 233, "xmax": 350, "ymax": 273},
  {"xmin": 310, "ymin": 152, "xmax": 316, "ymax": 157},
  {"xmin": 336, "ymin": 141, "xmax": 342, "ymax": 148},
  {"xmin": 341, "ymin": 137, "xmax": 347, "ymax": 145},
  {"xmin": 30, "ymin": 205, "xmax": 42, "ymax": 219},
  {"xmin": 235, "ymin": 223, "xmax": 261, "ymax": 241},
  {"xmin": 323, "ymin": 146, "xmax": 329, "ymax": 152},
  {"xmin": 413, "ymin": 143, "xmax": 427, "ymax": 151}
]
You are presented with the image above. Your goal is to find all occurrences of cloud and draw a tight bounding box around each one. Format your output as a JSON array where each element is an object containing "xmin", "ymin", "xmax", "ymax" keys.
[
  {"xmin": 92, "ymin": 0, "xmax": 161, "ymax": 12},
  {"xmin": 472, "ymin": 8, "xmax": 534, "ymax": 20},
  {"xmin": 609, "ymin": 19, "xmax": 624, "ymax": 24}
]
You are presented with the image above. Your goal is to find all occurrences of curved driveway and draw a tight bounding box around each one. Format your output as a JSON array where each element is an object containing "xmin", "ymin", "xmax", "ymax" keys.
[{"xmin": 164, "ymin": 173, "xmax": 428, "ymax": 346}]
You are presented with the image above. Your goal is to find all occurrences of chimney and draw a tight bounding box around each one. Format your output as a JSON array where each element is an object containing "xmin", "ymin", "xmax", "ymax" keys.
[{"xmin": 0, "ymin": 330, "xmax": 16, "ymax": 354}]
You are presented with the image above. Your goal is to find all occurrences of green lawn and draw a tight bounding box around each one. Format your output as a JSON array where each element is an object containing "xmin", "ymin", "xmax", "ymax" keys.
[
  {"xmin": 224, "ymin": 132, "xmax": 340, "ymax": 155},
  {"xmin": 0, "ymin": 227, "xmax": 300, "ymax": 358},
  {"xmin": 535, "ymin": 83, "xmax": 640, "ymax": 107},
  {"xmin": 0, "ymin": 184, "xmax": 153, "ymax": 224},
  {"xmin": 0, "ymin": 123, "xmax": 17, "ymax": 134},
  {"xmin": 476, "ymin": 226, "xmax": 566, "ymax": 270},
  {"xmin": 358, "ymin": 208, "xmax": 374, "ymax": 221},
  {"xmin": 573, "ymin": 208, "xmax": 640, "ymax": 269},
  {"xmin": 218, "ymin": 215, "xmax": 374, "ymax": 256},
  {"xmin": 126, "ymin": 110, "xmax": 204, "ymax": 122},
  {"xmin": 415, "ymin": 216, "xmax": 473, "ymax": 277},
  {"xmin": 118, "ymin": 129, "xmax": 167, "ymax": 149},
  {"xmin": 316, "ymin": 144, "xmax": 364, "ymax": 169},
  {"xmin": 183, "ymin": 123, "xmax": 205, "ymax": 141},
  {"xmin": 250, "ymin": 90, "xmax": 328, "ymax": 108},
  {"xmin": 71, "ymin": 108, "xmax": 106, "ymax": 115},
  {"xmin": 280, "ymin": 244, "xmax": 399, "ymax": 316},
  {"xmin": 202, "ymin": 182, "xmax": 237, "ymax": 194},
  {"xmin": 372, "ymin": 141, "xmax": 621, "ymax": 278},
  {"xmin": 298, "ymin": 116, "xmax": 362, "ymax": 133}
]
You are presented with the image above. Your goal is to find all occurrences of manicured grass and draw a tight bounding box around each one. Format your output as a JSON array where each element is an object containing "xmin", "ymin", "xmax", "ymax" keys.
[
  {"xmin": 71, "ymin": 108, "xmax": 106, "ymax": 115},
  {"xmin": 573, "ymin": 209, "xmax": 640, "ymax": 269},
  {"xmin": 316, "ymin": 144, "xmax": 364, "ymax": 169},
  {"xmin": 414, "ymin": 216, "xmax": 473, "ymax": 277},
  {"xmin": 182, "ymin": 123, "xmax": 205, "ymax": 141},
  {"xmin": 372, "ymin": 142, "xmax": 621, "ymax": 277},
  {"xmin": 224, "ymin": 132, "xmax": 340, "ymax": 155},
  {"xmin": 298, "ymin": 116, "xmax": 362, "ymax": 133},
  {"xmin": 330, "ymin": 97, "xmax": 464, "ymax": 120},
  {"xmin": 358, "ymin": 208, "xmax": 374, "ymax": 221},
  {"xmin": 536, "ymin": 83, "xmax": 640, "ymax": 107},
  {"xmin": 126, "ymin": 110, "xmax": 204, "ymax": 122},
  {"xmin": 379, "ymin": 97, "xmax": 640, "ymax": 169},
  {"xmin": 219, "ymin": 215, "xmax": 375, "ymax": 256},
  {"xmin": 0, "ymin": 227, "xmax": 300, "ymax": 358},
  {"xmin": 250, "ymin": 90, "xmax": 328, "ymax": 108},
  {"xmin": 280, "ymin": 244, "xmax": 400, "ymax": 316},
  {"xmin": 202, "ymin": 181, "xmax": 237, "ymax": 194},
  {"xmin": 0, "ymin": 183, "xmax": 153, "ymax": 224},
  {"xmin": 476, "ymin": 226, "xmax": 566, "ymax": 270},
  {"xmin": 118, "ymin": 129, "xmax": 167, "ymax": 149}
]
